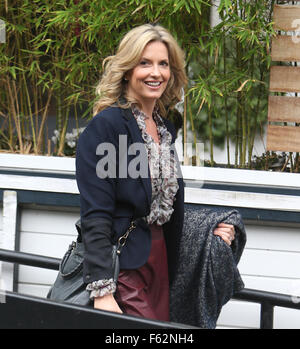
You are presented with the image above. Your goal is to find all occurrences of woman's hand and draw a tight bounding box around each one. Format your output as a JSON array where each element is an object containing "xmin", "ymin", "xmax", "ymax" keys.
[
  {"xmin": 94, "ymin": 293, "xmax": 123, "ymax": 314},
  {"xmin": 213, "ymin": 223, "xmax": 236, "ymax": 246}
]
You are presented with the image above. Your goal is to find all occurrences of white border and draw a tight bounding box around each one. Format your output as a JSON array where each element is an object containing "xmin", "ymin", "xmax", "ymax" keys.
[
  {"xmin": 0, "ymin": 153, "xmax": 300, "ymax": 212},
  {"xmin": 1, "ymin": 153, "xmax": 300, "ymax": 189},
  {"xmin": 0, "ymin": 174, "xmax": 79, "ymax": 194},
  {"xmin": 0, "ymin": 153, "xmax": 75, "ymax": 175},
  {"xmin": 185, "ymin": 187, "xmax": 300, "ymax": 212},
  {"xmin": 182, "ymin": 166, "xmax": 300, "ymax": 189},
  {"xmin": 0, "ymin": 173, "xmax": 299, "ymax": 212}
]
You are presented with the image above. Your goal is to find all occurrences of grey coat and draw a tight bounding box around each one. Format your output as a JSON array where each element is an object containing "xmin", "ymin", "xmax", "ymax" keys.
[{"xmin": 169, "ymin": 204, "xmax": 246, "ymax": 329}]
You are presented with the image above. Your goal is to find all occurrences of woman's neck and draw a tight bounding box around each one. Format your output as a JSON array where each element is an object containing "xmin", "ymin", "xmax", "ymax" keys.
[{"xmin": 139, "ymin": 100, "xmax": 157, "ymax": 119}]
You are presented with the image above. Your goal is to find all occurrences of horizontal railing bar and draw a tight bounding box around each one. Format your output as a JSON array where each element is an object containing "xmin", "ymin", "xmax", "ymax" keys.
[
  {"xmin": 1, "ymin": 248, "xmax": 300, "ymax": 312},
  {"xmin": 0, "ymin": 248, "xmax": 60, "ymax": 270},
  {"xmin": 233, "ymin": 288, "xmax": 300, "ymax": 310}
]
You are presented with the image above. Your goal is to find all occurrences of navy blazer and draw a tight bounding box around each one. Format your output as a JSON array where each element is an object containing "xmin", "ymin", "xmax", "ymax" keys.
[{"xmin": 76, "ymin": 105, "xmax": 184, "ymax": 285}]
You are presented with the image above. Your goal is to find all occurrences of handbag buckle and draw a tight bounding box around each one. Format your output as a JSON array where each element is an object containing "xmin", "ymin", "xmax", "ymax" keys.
[{"xmin": 117, "ymin": 221, "xmax": 137, "ymax": 250}]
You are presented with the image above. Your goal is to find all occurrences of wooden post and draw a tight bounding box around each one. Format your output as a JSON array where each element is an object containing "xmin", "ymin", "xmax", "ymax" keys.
[{"xmin": 266, "ymin": 4, "xmax": 300, "ymax": 154}]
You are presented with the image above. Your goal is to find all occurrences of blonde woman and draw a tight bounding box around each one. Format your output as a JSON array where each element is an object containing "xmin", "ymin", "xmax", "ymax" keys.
[{"xmin": 76, "ymin": 24, "xmax": 235, "ymax": 320}]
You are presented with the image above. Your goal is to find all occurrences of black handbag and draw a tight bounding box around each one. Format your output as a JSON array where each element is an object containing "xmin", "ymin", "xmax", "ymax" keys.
[{"xmin": 47, "ymin": 219, "xmax": 137, "ymax": 306}]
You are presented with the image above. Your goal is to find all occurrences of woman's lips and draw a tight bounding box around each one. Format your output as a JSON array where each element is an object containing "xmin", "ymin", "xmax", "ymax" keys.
[{"xmin": 144, "ymin": 81, "xmax": 162, "ymax": 89}]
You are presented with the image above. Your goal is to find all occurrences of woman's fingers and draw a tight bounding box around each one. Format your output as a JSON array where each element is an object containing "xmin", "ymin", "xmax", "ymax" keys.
[
  {"xmin": 217, "ymin": 223, "xmax": 233, "ymax": 227},
  {"xmin": 218, "ymin": 223, "xmax": 235, "ymax": 238},
  {"xmin": 213, "ymin": 224, "xmax": 236, "ymax": 246},
  {"xmin": 213, "ymin": 230, "xmax": 232, "ymax": 245}
]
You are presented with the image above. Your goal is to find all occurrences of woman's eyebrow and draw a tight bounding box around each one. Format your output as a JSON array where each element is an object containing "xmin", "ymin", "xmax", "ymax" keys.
[
  {"xmin": 140, "ymin": 56, "xmax": 150, "ymax": 61},
  {"xmin": 140, "ymin": 56, "xmax": 169, "ymax": 62}
]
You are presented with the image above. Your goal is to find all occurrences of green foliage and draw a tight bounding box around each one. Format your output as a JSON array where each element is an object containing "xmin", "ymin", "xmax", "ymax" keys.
[
  {"xmin": 187, "ymin": 0, "xmax": 276, "ymax": 168},
  {"xmin": 0, "ymin": 0, "xmax": 210, "ymax": 155},
  {"xmin": 0, "ymin": 0, "xmax": 277, "ymax": 166}
]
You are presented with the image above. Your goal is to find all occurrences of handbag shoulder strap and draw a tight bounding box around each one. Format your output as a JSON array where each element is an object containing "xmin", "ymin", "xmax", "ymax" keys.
[
  {"xmin": 116, "ymin": 219, "xmax": 137, "ymax": 254},
  {"xmin": 74, "ymin": 218, "xmax": 138, "ymax": 252},
  {"xmin": 75, "ymin": 219, "xmax": 82, "ymax": 242}
]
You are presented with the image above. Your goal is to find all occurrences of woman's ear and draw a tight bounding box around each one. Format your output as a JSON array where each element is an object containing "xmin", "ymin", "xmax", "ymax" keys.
[{"xmin": 124, "ymin": 70, "xmax": 132, "ymax": 82}]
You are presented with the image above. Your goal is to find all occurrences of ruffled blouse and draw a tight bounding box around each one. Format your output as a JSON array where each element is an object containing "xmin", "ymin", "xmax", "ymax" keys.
[
  {"xmin": 86, "ymin": 104, "xmax": 179, "ymax": 299},
  {"xmin": 131, "ymin": 104, "xmax": 179, "ymax": 225}
]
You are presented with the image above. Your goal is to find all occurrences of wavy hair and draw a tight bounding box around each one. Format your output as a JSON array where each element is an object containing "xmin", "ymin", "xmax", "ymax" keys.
[{"xmin": 93, "ymin": 24, "xmax": 187, "ymax": 117}]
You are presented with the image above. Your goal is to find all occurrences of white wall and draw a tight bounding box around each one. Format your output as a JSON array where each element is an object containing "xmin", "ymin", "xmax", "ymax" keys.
[{"xmin": 17, "ymin": 207, "xmax": 79, "ymax": 297}]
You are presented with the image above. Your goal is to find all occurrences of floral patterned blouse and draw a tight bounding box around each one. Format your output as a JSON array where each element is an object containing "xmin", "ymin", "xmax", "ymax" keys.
[
  {"xmin": 86, "ymin": 104, "xmax": 179, "ymax": 299},
  {"xmin": 131, "ymin": 104, "xmax": 179, "ymax": 225}
]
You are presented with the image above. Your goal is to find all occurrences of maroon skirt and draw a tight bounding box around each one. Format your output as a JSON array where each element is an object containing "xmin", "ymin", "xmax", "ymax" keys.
[{"xmin": 114, "ymin": 223, "xmax": 169, "ymax": 321}]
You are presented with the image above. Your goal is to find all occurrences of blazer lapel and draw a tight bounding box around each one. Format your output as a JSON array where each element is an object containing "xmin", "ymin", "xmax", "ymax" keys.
[{"xmin": 121, "ymin": 107, "xmax": 152, "ymax": 211}]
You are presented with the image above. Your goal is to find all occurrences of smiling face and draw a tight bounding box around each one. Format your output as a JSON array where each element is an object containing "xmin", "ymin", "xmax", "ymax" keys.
[{"xmin": 125, "ymin": 40, "xmax": 171, "ymax": 110}]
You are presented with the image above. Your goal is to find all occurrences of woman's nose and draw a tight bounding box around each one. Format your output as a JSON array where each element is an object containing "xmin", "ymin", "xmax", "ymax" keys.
[{"xmin": 150, "ymin": 64, "xmax": 161, "ymax": 77}]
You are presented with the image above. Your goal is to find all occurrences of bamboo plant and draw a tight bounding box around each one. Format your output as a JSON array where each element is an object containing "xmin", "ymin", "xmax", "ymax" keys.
[
  {"xmin": 0, "ymin": 0, "xmax": 209, "ymax": 156},
  {"xmin": 189, "ymin": 0, "xmax": 276, "ymax": 168},
  {"xmin": 2, "ymin": 0, "xmax": 297, "ymax": 172}
]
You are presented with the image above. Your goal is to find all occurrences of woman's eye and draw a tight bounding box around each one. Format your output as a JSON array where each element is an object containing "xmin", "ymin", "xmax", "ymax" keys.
[{"xmin": 139, "ymin": 60, "xmax": 168, "ymax": 66}]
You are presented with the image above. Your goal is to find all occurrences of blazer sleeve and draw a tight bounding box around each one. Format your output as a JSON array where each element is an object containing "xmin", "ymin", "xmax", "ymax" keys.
[{"xmin": 76, "ymin": 113, "xmax": 119, "ymax": 284}]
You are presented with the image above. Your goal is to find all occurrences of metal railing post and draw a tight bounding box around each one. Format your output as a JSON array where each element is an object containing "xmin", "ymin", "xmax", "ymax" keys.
[{"xmin": 260, "ymin": 302, "xmax": 274, "ymax": 329}]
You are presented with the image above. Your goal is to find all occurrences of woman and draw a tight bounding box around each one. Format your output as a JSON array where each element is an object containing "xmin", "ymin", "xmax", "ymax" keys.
[{"xmin": 76, "ymin": 23, "xmax": 235, "ymax": 321}]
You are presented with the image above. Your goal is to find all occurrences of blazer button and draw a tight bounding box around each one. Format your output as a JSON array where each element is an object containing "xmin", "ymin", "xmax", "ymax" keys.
[{"xmin": 86, "ymin": 274, "xmax": 91, "ymax": 279}]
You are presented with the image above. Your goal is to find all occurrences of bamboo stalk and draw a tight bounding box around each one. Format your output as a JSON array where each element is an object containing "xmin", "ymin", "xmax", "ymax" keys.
[
  {"xmin": 246, "ymin": 27, "xmax": 255, "ymax": 167},
  {"xmin": 34, "ymin": 78, "xmax": 39, "ymax": 145},
  {"xmin": 208, "ymin": 103, "xmax": 214, "ymax": 165},
  {"xmin": 6, "ymin": 77, "xmax": 23, "ymax": 153},
  {"xmin": 57, "ymin": 105, "xmax": 71, "ymax": 156},
  {"xmin": 8, "ymin": 100, "xmax": 14, "ymax": 151},
  {"xmin": 187, "ymin": 95, "xmax": 197, "ymax": 164},
  {"xmin": 248, "ymin": 69, "xmax": 264, "ymax": 163},
  {"xmin": 47, "ymin": 138, "xmax": 51, "ymax": 156},
  {"xmin": 241, "ymin": 93, "xmax": 247, "ymax": 167},
  {"xmin": 23, "ymin": 73, "xmax": 37, "ymax": 154},
  {"xmin": 37, "ymin": 88, "xmax": 53, "ymax": 154},
  {"xmin": 236, "ymin": 94, "xmax": 243, "ymax": 167},
  {"xmin": 234, "ymin": 2, "xmax": 241, "ymax": 167},
  {"xmin": 235, "ymin": 107, "xmax": 239, "ymax": 167},
  {"xmin": 14, "ymin": 9, "xmax": 21, "ymax": 120},
  {"xmin": 223, "ymin": 34, "xmax": 230, "ymax": 167},
  {"xmin": 206, "ymin": 49, "xmax": 214, "ymax": 166},
  {"xmin": 183, "ymin": 89, "xmax": 188, "ymax": 165}
]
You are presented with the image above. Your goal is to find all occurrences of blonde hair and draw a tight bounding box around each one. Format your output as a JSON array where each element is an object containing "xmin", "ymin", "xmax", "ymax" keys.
[{"xmin": 93, "ymin": 24, "xmax": 187, "ymax": 117}]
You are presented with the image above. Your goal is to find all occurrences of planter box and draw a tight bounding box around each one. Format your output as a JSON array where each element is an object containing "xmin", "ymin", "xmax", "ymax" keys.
[{"xmin": 1, "ymin": 153, "xmax": 300, "ymax": 329}]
